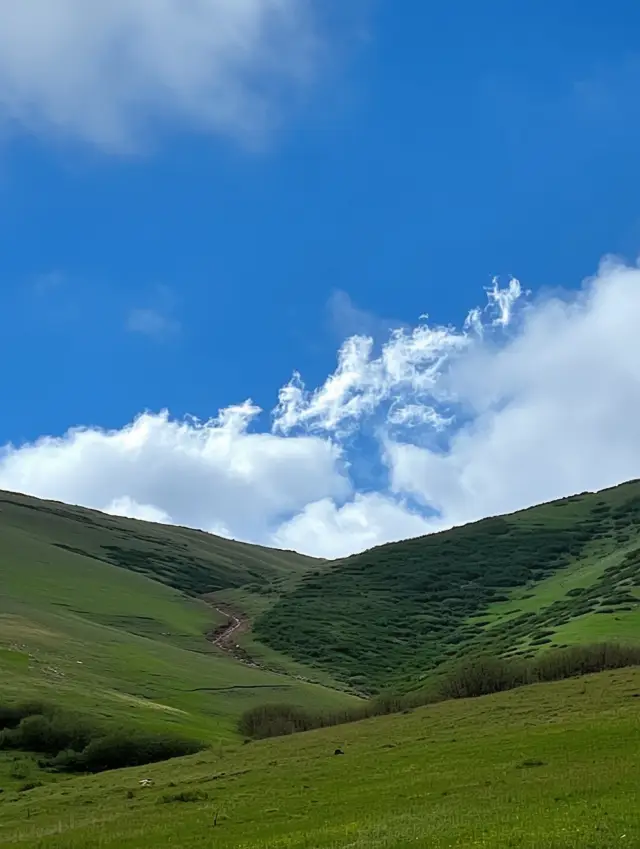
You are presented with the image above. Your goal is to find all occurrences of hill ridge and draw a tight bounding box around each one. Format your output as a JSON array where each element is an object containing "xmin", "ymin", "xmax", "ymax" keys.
[{"xmin": 254, "ymin": 480, "xmax": 640, "ymax": 693}]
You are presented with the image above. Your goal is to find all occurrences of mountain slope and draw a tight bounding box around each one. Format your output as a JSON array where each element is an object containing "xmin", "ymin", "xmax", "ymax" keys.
[
  {"xmin": 0, "ymin": 490, "xmax": 357, "ymax": 744},
  {"xmin": 0, "ymin": 489, "xmax": 318, "ymax": 596},
  {"xmin": 255, "ymin": 480, "xmax": 640, "ymax": 693}
]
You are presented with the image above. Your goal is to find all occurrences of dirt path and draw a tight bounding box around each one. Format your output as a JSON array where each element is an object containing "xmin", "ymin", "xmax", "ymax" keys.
[
  {"xmin": 210, "ymin": 606, "xmax": 244, "ymax": 647},
  {"xmin": 203, "ymin": 598, "xmax": 359, "ymax": 695},
  {"xmin": 204, "ymin": 602, "xmax": 267, "ymax": 671}
]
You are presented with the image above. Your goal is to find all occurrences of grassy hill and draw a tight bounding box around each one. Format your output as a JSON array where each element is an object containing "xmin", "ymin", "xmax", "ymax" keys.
[
  {"xmin": 0, "ymin": 489, "xmax": 357, "ymax": 754},
  {"xmin": 255, "ymin": 480, "xmax": 640, "ymax": 693},
  {"xmin": 1, "ymin": 666, "xmax": 638, "ymax": 848},
  {"xmin": 0, "ymin": 490, "xmax": 318, "ymax": 596},
  {"xmin": 1, "ymin": 485, "xmax": 639, "ymax": 847}
]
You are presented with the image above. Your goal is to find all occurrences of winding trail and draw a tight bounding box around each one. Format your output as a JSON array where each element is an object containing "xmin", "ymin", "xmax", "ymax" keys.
[{"xmin": 211, "ymin": 607, "xmax": 243, "ymax": 647}]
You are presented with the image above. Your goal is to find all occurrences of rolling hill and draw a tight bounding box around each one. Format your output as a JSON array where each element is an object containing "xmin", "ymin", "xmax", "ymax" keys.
[
  {"xmin": 0, "ymin": 489, "xmax": 358, "ymax": 749},
  {"xmin": 0, "ymin": 489, "xmax": 318, "ymax": 596},
  {"xmin": 1, "ymin": 484, "xmax": 639, "ymax": 847},
  {"xmin": 2, "ymin": 481, "xmax": 640, "ymax": 711},
  {"xmin": 255, "ymin": 480, "xmax": 640, "ymax": 693}
]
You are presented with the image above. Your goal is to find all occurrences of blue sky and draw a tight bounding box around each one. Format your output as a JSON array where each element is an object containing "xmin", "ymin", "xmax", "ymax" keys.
[{"xmin": 1, "ymin": 1, "xmax": 640, "ymax": 557}]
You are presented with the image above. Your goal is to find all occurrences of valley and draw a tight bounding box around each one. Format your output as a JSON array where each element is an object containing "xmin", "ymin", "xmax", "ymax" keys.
[{"xmin": 0, "ymin": 482, "xmax": 639, "ymax": 847}]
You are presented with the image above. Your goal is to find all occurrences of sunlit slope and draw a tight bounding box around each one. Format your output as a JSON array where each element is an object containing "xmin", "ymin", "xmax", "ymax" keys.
[
  {"xmin": 0, "ymin": 489, "xmax": 317, "ymax": 595},
  {"xmin": 256, "ymin": 480, "xmax": 640, "ymax": 692},
  {"xmin": 1, "ymin": 667, "xmax": 638, "ymax": 848},
  {"xmin": 0, "ymin": 492, "xmax": 358, "ymax": 742}
]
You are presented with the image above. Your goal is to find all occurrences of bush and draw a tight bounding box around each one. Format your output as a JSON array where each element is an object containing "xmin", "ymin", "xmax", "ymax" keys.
[
  {"xmin": 0, "ymin": 713, "xmax": 92, "ymax": 755},
  {"xmin": 238, "ymin": 704, "xmax": 317, "ymax": 740},
  {"xmin": 0, "ymin": 702, "xmax": 202, "ymax": 774},
  {"xmin": 531, "ymin": 643, "xmax": 640, "ymax": 682},
  {"xmin": 78, "ymin": 733, "xmax": 200, "ymax": 773},
  {"xmin": 47, "ymin": 732, "xmax": 201, "ymax": 773},
  {"xmin": 0, "ymin": 702, "xmax": 49, "ymax": 731},
  {"xmin": 239, "ymin": 642, "xmax": 640, "ymax": 741},
  {"xmin": 437, "ymin": 655, "xmax": 530, "ymax": 700},
  {"xmin": 161, "ymin": 789, "xmax": 208, "ymax": 804}
]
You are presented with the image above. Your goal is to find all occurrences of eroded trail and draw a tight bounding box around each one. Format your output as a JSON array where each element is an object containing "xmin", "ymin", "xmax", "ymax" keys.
[
  {"xmin": 203, "ymin": 598, "xmax": 359, "ymax": 695},
  {"xmin": 203, "ymin": 599, "xmax": 317, "ymax": 684},
  {"xmin": 206, "ymin": 603, "xmax": 257, "ymax": 667},
  {"xmin": 211, "ymin": 606, "xmax": 243, "ymax": 647}
]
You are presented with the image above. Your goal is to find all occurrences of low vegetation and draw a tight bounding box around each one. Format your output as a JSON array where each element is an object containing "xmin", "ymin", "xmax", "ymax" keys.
[
  {"xmin": 1, "ymin": 668, "xmax": 638, "ymax": 848},
  {"xmin": 239, "ymin": 642, "xmax": 640, "ymax": 739},
  {"xmin": 0, "ymin": 702, "xmax": 202, "ymax": 773},
  {"xmin": 0, "ymin": 489, "xmax": 317, "ymax": 598},
  {"xmin": 436, "ymin": 641, "xmax": 640, "ymax": 699},
  {"xmin": 2, "ymin": 483, "xmax": 640, "ymax": 847},
  {"xmin": 255, "ymin": 481, "xmax": 640, "ymax": 691}
]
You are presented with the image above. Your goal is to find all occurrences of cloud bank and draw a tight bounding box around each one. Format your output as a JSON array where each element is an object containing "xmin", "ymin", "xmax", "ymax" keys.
[
  {"xmin": 2, "ymin": 258, "xmax": 639, "ymax": 558},
  {"xmin": 0, "ymin": 0, "xmax": 322, "ymax": 149}
]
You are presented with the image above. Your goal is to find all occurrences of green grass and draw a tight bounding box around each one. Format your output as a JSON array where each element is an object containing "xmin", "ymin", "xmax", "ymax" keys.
[
  {"xmin": 0, "ymin": 667, "xmax": 638, "ymax": 848},
  {"xmin": 0, "ymin": 493, "xmax": 358, "ymax": 747},
  {"xmin": 0, "ymin": 489, "xmax": 318, "ymax": 596},
  {"xmin": 255, "ymin": 481, "xmax": 640, "ymax": 692},
  {"xmin": 552, "ymin": 607, "xmax": 640, "ymax": 643},
  {"xmin": 2, "ymin": 485, "xmax": 640, "ymax": 846}
]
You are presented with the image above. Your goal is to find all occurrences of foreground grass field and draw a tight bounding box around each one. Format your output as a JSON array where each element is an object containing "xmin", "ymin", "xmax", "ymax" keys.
[{"xmin": 1, "ymin": 667, "xmax": 638, "ymax": 848}]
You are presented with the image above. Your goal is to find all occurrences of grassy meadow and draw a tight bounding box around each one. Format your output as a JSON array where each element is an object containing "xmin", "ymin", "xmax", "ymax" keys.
[{"xmin": 0, "ymin": 668, "xmax": 638, "ymax": 848}]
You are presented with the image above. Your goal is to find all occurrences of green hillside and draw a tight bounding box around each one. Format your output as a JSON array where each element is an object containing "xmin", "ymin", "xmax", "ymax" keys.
[
  {"xmin": 0, "ymin": 490, "xmax": 357, "ymax": 750},
  {"xmin": 255, "ymin": 481, "xmax": 640, "ymax": 693},
  {"xmin": 1, "ymin": 667, "xmax": 638, "ymax": 848},
  {"xmin": 0, "ymin": 490, "xmax": 317, "ymax": 596},
  {"xmin": 1, "ymin": 485, "xmax": 639, "ymax": 848}
]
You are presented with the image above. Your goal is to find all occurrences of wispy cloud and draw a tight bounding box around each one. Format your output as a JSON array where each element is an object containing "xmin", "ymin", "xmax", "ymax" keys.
[
  {"xmin": 127, "ymin": 285, "xmax": 181, "ymax": 340},
  {"xmin": 126, "ymin": 308, "xmax": 180, "ymax": 340},
  {"xmin": 0, "ymin": 0, "xmax": 328, "ymax": 151},
  {"xmin": 273, "ymin": 281, "xmax": 519, "ymax": 437},
  {"xmin": 32, "ymin": 270, "xmax": 66, "ymax": 296},
  {"xmin": 326, "ymin": 289, "xmax": 404, "ymax": 342},
  {"xmin": 2, "ymin": 259, "xmax": 639, "ymax": 559}
]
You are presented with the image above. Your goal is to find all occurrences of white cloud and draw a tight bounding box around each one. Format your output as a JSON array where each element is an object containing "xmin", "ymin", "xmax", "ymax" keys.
[
  {"xmin": 104, "ymin": 496, "xmax": 171, "ymax": 525},
  {"xmin": 272, "ymin": 493, "xmax": 433, "ymax": 560},
  {"xmin": 0, "ymin": 0, "xmax": 322, "ymax": 149},
  {"xmin": 272, "ymin": 282, "xmax": 511, "ymax": 436},
  {"xmin": 1, "ymin": 259, "xmax": 640, "ymax": 559},
  {"xmin": 486, "ymin": 276, "xmax": 524, "ymax": 327},
  {"xmin": 0, "ymin": 404, "xmax": 349, "ymax": 546},
  {"xmin": 386, "ymin": 258, "xmax": 640, "ymax": 528}
]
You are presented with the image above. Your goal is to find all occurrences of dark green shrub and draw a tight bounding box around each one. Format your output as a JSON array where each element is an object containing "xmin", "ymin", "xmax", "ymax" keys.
[
  {"xmin": 0, "ymin": 702, "xmax": 49, "ymax": 731},
  {"xmin": 240, "ymin": 642, "xmax": 640, "ymax": 741},
  {"xmin": 80, "ymin": 734, "xmax": 199, "ymax": 772},
  {"xmin": 0, "ymin": 713, "xmax": 92, "ymax": 755},
  {"xmin": 161, "ymin": 789, "xmax": 208, "ymax": 804},
  {"xmin": 47, "ymin": 733, "xmax": 200, "ymax": 773},
  {"xmin": 531, "ymin": 643, "xmax": 640, "ymax": 682},
  {"xmin": 437, "ymin": 655, "xmax": 530, "ymax": 700},
  {"xmin": 238, "ymin": 704, "xmax": 317, "ymax": 740},
  {"xmin": 18, "ymin": 781, "xmax": 43, "ymax": 792},
  {"xmin": 0, "ymin": 701, "xmax": 202, "ymax": 774}
]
